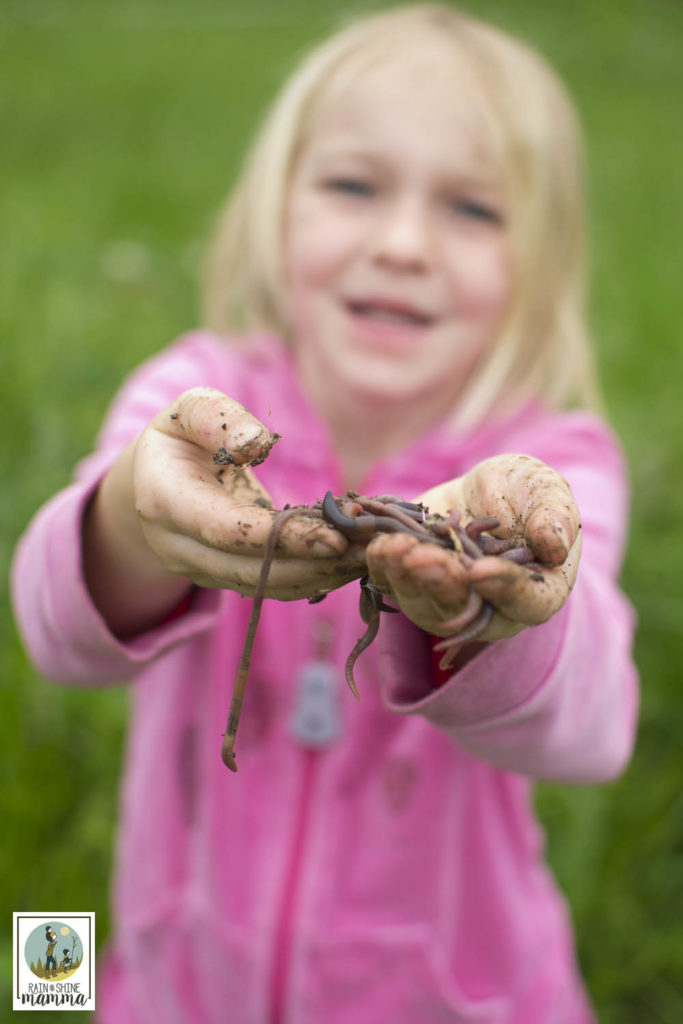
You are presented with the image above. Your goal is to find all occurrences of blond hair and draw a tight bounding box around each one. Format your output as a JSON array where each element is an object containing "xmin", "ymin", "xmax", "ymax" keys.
[{"xmin": 202, "ymin": 4, "xmax": 602, "ymax": 429}]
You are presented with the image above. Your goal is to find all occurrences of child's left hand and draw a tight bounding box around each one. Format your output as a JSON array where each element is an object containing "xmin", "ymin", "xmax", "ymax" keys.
[{"xmin": 364, "ymin": 454, "xmax": 582, "ymax": 645}]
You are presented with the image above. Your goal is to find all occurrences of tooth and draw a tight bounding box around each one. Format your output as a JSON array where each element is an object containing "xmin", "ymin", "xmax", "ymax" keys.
[{"xmin": 366, "ymin": 308, "xmax": 417, "ymax": 324}]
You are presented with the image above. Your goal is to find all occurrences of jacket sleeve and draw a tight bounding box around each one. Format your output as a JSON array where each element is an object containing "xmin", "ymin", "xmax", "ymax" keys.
[
  {"xmin": 378, "ymin": 412, "xmax": 639, "ymax": 784},
  {"xmin": 10, "ymin": 334, "xmax": 228, "ymax": 686}
]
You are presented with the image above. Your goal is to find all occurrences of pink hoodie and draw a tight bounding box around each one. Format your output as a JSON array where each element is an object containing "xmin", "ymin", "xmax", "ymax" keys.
[{"xmin": 12, "ymin": 332, "xmax": 637, "ymax": 1024}]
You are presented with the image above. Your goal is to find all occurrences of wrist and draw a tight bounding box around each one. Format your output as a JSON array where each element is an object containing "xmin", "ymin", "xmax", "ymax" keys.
[{"xmin": 83, "ymin": 442, "xmax": 191, "ymax": 637}]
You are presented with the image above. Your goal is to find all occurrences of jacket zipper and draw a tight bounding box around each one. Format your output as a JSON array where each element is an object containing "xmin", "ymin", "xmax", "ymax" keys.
[
  {"xmin": 269, "ymin": 465, "xmax": 356, "ymax": 1023},
  {"xmin": 268, "ymin": 748, "xmax": 320, "ymax": 1024}
]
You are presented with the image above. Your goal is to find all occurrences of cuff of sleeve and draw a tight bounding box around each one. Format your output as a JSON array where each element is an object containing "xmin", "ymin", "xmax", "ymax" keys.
[
  {"xmin": 378, "ymin": 606, "xmax": 567, "ymax": 729},
  {"xmin": 13, "ymin": 467, "xmax": 223, "ymax": 684}
]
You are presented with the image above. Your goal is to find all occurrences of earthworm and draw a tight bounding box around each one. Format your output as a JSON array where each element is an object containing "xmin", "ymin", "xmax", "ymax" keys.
[
  {"xmin": 432, "ymin": 601, "xmax": 494, "ymax": 668},
  {"xmin": 222, "ymin": 490, "xmax": 543, "ymax": 770},
  {"xmin": 221, "ymin": 504, "xmax": 321, "ymax": 772},
  {"xmin": 344, "ymin": 577, "xmax": 399, "ymax": 700}
]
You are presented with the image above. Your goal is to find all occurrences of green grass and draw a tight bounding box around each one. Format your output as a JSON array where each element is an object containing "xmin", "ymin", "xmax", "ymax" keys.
[{"xmin": 2, "ymin": 1, "xmax": 682, "ymax": 1020}]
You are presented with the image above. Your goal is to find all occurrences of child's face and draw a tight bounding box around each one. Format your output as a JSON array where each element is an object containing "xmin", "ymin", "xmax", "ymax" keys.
[{"xmin": 284, "ymin": 48, "xmax": 513, "ymax": 419}]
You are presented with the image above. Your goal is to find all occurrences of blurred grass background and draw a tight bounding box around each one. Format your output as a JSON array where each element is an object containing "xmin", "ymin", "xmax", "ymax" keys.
[{"xmin": 1, "ymin": 0, "xmax": 681, "ymax": 1020}]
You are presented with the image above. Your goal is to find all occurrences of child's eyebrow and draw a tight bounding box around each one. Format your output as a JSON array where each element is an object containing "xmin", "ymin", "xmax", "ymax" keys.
[
  {"xmin": 440, "ymin": 175, "xmax": 505, "ymax": 196},
  {"xmin": 309, "ymin": 144, "xmax": 381, "ymax": 166}
]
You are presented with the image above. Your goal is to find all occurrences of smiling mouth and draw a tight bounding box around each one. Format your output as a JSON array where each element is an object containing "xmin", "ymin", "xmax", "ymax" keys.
[{"xmin": 347, "ymin": 300, "xmax": 434, "ymax": 328}]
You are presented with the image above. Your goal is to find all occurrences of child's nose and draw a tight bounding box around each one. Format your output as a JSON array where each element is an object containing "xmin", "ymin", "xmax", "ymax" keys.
[{"xmin": 371, "ymin": 197, "xmax": 434, "ymax": 273}]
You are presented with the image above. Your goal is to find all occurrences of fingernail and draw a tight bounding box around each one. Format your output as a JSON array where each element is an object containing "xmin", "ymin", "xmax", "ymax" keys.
[
  {"xmin": 553, "ymin": 522, "xmax": 570, "ymax": 551},
  {"xmin": 230, "ymin": 421, "xmax": 268, "ymax": 447}
]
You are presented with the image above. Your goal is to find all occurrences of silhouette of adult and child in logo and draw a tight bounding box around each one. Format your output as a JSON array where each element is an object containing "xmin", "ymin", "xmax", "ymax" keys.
[{"xmin": 44, "ymin": 924, "xmax": 77, "ymax": 979}]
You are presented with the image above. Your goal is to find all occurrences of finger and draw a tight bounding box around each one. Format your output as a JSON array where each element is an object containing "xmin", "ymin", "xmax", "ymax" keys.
[
  {"xmin": 366, "ymin": 532, "xmax": 471, "ymax": 631},
  {"xmin": 153, "ymin": 529, "xmax": 366, "ymax": 598},
  {"xmin": 524, "ymin": 497, "xmax": 579, "ymax": 568},
  {"xmin": 154, "ymin": 387, "xmax": 279, "ymax": 467},
  {"xmin": 467, "ymin": 557, "xmax": 556, "ymax": 623},
  {"xmin": 366, "ymin": 532, "xmax": 436, "ymax": 592},
  {"xmin": 150, "ymin": 497, "xmax": 352, "ymax": 561},
  {"xmin": 367, "ymin": 532, "xmax": 468, "ymax": 595},
  {"xmin": 463, "ymin": 454, "xmax": 580, "ymax": 565},
  {"xmin": 467, "ymin": 532, "xmax": 581, "ymax": 624}
]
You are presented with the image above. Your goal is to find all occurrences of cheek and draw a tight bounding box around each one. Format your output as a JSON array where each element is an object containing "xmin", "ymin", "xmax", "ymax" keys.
[
  {"xmin": 285, "ymin": 236, "xmax": 339, "ymax": 301},
  {"xmin": 285, "ymin": 200, "xmax": 355, "ymax": 291},
  {"xmin": 451, "ymin": 242, "xmax": 513, "ymax": 321},
  {"xmin": 284, "ymin": 228, "xmax": 316, "ymax": 292},
  {"xmin": 283, "ymin": 213, "xmax": 341, "ymax": 334}
]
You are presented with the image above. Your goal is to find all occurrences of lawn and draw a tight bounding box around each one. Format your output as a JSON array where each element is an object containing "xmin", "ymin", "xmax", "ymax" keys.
[{"xmin": 2, "ymin": 1, "xmax": 682, "ymax": 1021}]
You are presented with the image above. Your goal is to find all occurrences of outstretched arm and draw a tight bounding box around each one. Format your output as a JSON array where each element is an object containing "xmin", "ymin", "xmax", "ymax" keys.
[{"xmin": 371, "ymin": 433, "xmax": 637, "ymax": 784}]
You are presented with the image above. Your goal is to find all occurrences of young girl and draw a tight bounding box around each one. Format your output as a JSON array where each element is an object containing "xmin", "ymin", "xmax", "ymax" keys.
[{"xmin": 12, "ymin": 5, "xmax": 637, "ymax": 1022}]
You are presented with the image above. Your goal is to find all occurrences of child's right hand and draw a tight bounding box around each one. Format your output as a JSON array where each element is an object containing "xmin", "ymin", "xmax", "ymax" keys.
[{"xmin": 83, "ymin": 388, "xmax": 363, "ymax": 637}]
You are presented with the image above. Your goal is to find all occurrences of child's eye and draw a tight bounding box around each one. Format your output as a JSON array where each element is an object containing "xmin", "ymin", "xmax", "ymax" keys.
[
  {"xmin": 324, "ymin": 178, "xmax": 375, "ymax": 198},
  {"xmin": 452, "ymin": 199, "xmax": 503, "ymax": 225}
]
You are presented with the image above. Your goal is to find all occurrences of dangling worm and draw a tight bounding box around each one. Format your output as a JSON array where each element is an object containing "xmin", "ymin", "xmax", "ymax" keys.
[
  {"xmin": 344, "ymin": 577, "xmax": 399, "ymax": 700},
  {"xmin": 221, "ymin": 504, "xmax": 321, "ymax": 771}
]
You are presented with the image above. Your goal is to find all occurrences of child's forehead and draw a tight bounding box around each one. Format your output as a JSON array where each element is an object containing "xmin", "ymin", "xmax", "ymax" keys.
[
  {"xmin": 303, "ymin": 48, "xmax": 501, "ymax": 175},
  {"xmin": 322, "ymin": 38, "xmax": 476, "ymax": 110}
]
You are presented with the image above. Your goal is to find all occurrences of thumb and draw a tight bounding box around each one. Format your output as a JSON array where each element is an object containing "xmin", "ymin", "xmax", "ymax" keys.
[{"xmin": 154, "ymin": 387, "xmax": 280, "ymax": 467}]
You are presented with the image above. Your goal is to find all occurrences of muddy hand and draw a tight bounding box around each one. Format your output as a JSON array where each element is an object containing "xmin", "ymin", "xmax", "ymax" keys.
[
  {"xmin": 134, "ymin": 388, "xmax": 363, "ymax": 600},
  {"xmin": 419, "ymin": 453, "xmax": 582, "ymax": 638}
]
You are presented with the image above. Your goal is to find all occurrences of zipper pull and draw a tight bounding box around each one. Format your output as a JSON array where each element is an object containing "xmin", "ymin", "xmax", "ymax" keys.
[{"xmin": 289, "ymin": 620, "xmax": 341, "ymax": 749}]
